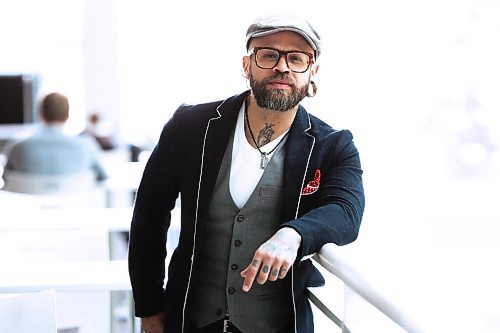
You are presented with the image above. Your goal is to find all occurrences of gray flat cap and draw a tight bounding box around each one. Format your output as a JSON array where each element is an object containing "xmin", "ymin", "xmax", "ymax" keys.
[{"xmin": 246, "ymin": 14, "xmax": 321, "ymax": 58}]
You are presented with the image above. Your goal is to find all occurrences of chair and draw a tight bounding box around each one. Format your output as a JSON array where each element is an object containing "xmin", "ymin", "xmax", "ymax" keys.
[
  {"xmin": 0, "ymin": 227, "xmax": 112, "ymax": 333},
  {"xmin": 0, "ymin": 289, "xmax": 57, "ymax": 333},
  {"xmin": 2, "ymin": 170, "xmax": 96, "ymax": 194},
  {"xmin": 1, "ymin": 170, "xmax": 106, "ymax": 208}
]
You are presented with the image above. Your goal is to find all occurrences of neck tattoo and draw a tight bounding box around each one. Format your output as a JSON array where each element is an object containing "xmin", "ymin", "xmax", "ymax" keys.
[{"xmin": 244, "ymin": 99, "xmax": 289, "ymax": 169}]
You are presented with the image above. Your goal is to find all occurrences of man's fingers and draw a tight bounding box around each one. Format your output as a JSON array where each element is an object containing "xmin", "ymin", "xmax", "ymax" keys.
[
  {"xmin": 242, "ymin": 232, "xmax": 299, "ymax": 291},
  {"xmin": 258, "ymin": 255, "xmax": 283, "ymax": 283},
  {"xmin": 256, "ymin": 263, "xmax": 271, "ymax": 284},
  {"xmin": 267, "ymin": 257, "xmax": 289, "ymax": 282},
  {"xmin": 279, "ymin": 264, "xmax": 290, "ymax": 279},
  {"xmin": 241, "ymin": 258, "xmax": 262, "ymax": 292},
  {"xmin": 268, "ymin": 266, "xmax": 280, "ymax": 282},
  {"xmin": 240, "ymin": 228, "xmax": 302, "ymax": 292},
  {"xmin": 251, "ymin": 259, "xmax": 260, "ymax": 268}
]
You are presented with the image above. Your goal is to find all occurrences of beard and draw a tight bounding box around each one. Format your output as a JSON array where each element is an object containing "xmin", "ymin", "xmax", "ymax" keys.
[{"xmin": 249, "ymin": 71, "xmax": 309, "ymax": 112}]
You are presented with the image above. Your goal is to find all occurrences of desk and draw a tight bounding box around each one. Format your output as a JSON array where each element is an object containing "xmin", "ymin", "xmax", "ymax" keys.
[
  {"xmin": 99, "ymin": 160, "xmax": 146, "ymax": 207},
  {"xmin": 0, "ymin": 187, "xmax": 109, "ymax": 209},
  {"xmin": 1, "ymin": 153, "xmax": 146, "ymax": 209},
  {"xmin": 0, "ymin": 207, "xmax": 133, "ymax": 231},
  {"xmin": 0, "ymin": 260, "xmax": 133, "ymax": 333},
  {"xmin": 0, "ymin": 193, "xmax": 151, "ymax": 333},
  {"xmin": 0, "ymin": 207, "xmax": 135, "ymax": 267},
  {"xmin": 0, "ymin": 205, "xmax": 181, "ymax": 333},
  {"xmin": 0, "ymin": 260, "xmax": 130, "ymax": 293},
  {"xmin": 0, "ymin": 124, "xmax": 37, "ymax": 151},
  {"xmin": 0, "ymin": 206, "xmax": 180, "ymax": 233},
  {"xmin": 101, "ymin": 161, "xmax": 145, "ymax": 192}
]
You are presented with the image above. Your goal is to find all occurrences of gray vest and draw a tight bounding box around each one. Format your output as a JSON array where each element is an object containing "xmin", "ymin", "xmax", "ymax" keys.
[{"xmin": 189, "ymin": 130, "xmax": 291, "ymax": 332}]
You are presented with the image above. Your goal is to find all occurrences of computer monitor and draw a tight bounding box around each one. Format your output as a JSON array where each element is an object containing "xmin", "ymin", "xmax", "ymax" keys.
[
  {"xmin": 0, "ymin": 74, "xmax": 40, "ymax": 124},
  {"xmin": 0, "ymin": 74, "xmax": 40, "ymax": 148}
]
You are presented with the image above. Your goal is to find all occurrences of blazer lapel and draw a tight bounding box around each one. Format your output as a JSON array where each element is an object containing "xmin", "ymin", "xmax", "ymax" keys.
[
  {"xmin": 197, "ymin": 91, "xmax": 250, "ymax": 216},
  {"xmin": 282, "ymin": 105, "xmax": 315, "ymax": 222},
  {"xmin": 196, "ymin": 93, "xmax": 314, "ymax": 223}
]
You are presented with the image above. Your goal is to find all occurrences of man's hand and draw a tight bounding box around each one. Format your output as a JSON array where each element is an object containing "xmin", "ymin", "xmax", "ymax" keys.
[
  {"xmin": 141, "ymin": 313, "xmax": 164, "ymax": 333},
  {"xmin": 240, "ymin": 227, "xmax": 301, "ymax": 292}
]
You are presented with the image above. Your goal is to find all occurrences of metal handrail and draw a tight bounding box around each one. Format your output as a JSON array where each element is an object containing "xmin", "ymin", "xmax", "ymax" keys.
[{"xmin": 308, "ymin": 243, "xmax": 423, "ymax": 333}]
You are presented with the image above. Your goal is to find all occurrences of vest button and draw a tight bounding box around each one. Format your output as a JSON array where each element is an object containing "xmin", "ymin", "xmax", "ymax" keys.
[
  {"xmin": 236, "ymin": 215, "xmax": 244, "ymax": 222},
  {"xmin": 228, "ymin": 287, "xmax": 235, "ymax": 294},
  {"xmin": 231, "ymin": 264, "xmax": 238, "ymax": 270},
  {"xmin": 216, "ymin": 308, "xmax": 223, "ymax": 316},
  {"xmin": 234, "ymin": 240, "xmax": 242, "ymax": 247}
]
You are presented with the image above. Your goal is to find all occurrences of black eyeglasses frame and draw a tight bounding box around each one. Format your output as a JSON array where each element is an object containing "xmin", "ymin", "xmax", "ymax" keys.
[{"xmin": 248, "ymin": 47, "xmax": 315, "ymax": 73}]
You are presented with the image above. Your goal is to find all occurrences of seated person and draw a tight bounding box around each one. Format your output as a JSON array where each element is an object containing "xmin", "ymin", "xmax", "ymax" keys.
[
  {"xmin": 81, "ymin": 112, "xmax": 117, "ymax": 151},
  {"xmin": 2, "ymin": 92, "xmax": 107, "ymax": 182}
]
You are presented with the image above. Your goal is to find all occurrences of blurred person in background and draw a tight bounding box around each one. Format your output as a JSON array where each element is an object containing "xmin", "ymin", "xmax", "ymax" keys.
[
  {"xmin": 2, "ymin": 92, "xmax": 107, "ymax": 182},
  {"xmin": 129, "ymin": 14, "xmax": 364, "ymax": 333},
  {"xmin": 81, "ymin": 112, "xmax": 117, "ymax": 151}
]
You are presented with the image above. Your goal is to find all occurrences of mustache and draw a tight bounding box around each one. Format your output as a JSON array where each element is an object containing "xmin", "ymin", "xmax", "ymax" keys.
[{"xmin": 262, "ymin": 73, "xmax": 294, "ymax": 86}]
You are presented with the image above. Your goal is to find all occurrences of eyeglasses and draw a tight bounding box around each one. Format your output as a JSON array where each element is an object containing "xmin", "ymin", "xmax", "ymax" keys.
[{"xmin": 248, "ymin": 47, "xmax": 314, "ymax": 73}]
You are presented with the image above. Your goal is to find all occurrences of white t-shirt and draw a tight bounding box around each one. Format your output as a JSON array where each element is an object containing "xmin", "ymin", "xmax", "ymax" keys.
[{"xmin": 229, "ymin": 102, "xmax": 289, "ymax": 209}]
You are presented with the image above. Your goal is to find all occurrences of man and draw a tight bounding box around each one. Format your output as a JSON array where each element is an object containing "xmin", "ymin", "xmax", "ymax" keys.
[
  {"xmin": 129, "ymin": 14, "xmax": 364, "ymax": 333},
  {"xmin": 3, "ymin": 92, "xmax": 107, "ymax": 181},
  {"xmin": 80, "ymin": 112, "xmax": 117, "ymax": 150}
]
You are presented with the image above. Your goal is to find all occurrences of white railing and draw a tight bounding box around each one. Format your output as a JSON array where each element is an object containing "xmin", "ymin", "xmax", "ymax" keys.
[{"xmin": 308, "ymin": 243, "xmax": 422, "ymax": 333}]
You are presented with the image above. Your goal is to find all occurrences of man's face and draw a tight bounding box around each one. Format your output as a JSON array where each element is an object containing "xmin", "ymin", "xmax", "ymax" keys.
[{"xmin": 244, "ymin": 31, "xmax": 318, "ymax": 112}]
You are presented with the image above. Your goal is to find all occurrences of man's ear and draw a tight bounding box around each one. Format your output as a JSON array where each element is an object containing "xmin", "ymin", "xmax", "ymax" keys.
[{"xmin": 242, "ymin": 56, "xmax": 250, "ymax": 78}]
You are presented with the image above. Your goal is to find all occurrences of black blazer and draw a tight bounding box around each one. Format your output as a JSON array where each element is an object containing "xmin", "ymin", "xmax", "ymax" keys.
[{"xmin": 128, "ymin": 90, "xmax": 365, "ymax": 332}]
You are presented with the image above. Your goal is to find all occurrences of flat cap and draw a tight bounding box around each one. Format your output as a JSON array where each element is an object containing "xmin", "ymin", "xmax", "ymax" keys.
[{"xmin": 246, "ymin": 14, "xmax": 321, "ymax": 58}]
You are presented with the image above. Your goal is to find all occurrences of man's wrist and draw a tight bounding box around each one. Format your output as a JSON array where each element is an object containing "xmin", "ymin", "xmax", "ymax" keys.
[{"xmin": 279, "ymin": 227, "xmax": 302, "ymax": 248}]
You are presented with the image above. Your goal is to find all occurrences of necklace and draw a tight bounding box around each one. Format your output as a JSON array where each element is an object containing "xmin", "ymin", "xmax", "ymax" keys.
[{"xmin": 244, "ymin": 100, "xmax": 289, "ymax": 169}]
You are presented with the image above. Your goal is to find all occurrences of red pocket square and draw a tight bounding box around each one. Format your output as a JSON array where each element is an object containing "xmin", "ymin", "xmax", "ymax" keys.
[{"xmin": 301, "ymin": 169, "xmax": 321, "ymax": 195}]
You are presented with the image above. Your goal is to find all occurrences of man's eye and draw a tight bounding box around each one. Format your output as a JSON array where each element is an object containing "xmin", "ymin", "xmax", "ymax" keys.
[
  {"xmin": 262, "ymin": 53, "xmax": 278, "ymax": 60},
  {"xmin": 289, "ymin": 55, "xmax": 305, "ymax": 63}
]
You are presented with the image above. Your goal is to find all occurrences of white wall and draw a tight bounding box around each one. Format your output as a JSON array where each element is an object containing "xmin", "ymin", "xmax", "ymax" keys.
[{"xmin": 83, "ymin": 0, "xmax": 121, "ymax": 135}]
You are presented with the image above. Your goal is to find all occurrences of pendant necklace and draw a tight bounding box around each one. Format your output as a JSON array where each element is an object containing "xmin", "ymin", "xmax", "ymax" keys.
[{"xmin": 244, "ymin": 100, "xmax": 289, "ymax": 169}]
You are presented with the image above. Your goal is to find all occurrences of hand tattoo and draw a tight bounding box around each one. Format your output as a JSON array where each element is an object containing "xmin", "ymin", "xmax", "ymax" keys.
[
  {"xmin": 252, "ymin": 259, "xmax": 259, "ymax": 267},
  {"xmin": 272, "ymin": 269, "xmax": 279, "ymax": 277},
  {"xmin": 262, "ymin": 265, "xmax": 269, "ymax": 273}
]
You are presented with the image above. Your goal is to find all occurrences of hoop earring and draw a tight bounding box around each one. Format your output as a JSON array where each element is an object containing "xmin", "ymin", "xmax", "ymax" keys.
[{"xmin": 306, "ymin": 80, "xmax": 317, "ymax": 98}]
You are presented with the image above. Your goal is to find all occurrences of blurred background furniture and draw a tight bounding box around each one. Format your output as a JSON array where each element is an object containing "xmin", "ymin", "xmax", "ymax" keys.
[
  {"xmin": 0, "ymin": 289, "xmax": 57, "ymax": 333},
  {"xmin": 2, "ymin": 170, "xmax": 96, "ymax": 194}
]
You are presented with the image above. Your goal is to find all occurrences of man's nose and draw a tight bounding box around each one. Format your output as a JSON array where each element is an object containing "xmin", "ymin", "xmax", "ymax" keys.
[{"xmin": 273, "ymin": 56, "xmax": 290, "ymax": 73}]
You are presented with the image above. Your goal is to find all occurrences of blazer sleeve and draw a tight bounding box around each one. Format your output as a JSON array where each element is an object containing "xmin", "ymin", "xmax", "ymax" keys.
[
  {"xmin": 282, "ymin": 129, "xmax": 365, "ymax": 258},
  {"xmin": 128, "ymin": 108, "xmax": 185, "ymax": 317}
]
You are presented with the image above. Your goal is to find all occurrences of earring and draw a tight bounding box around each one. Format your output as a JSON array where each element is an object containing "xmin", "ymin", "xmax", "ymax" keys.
[{"xmin": 306, "ymin": 80, "xmax": 317, "ymax": 98}]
